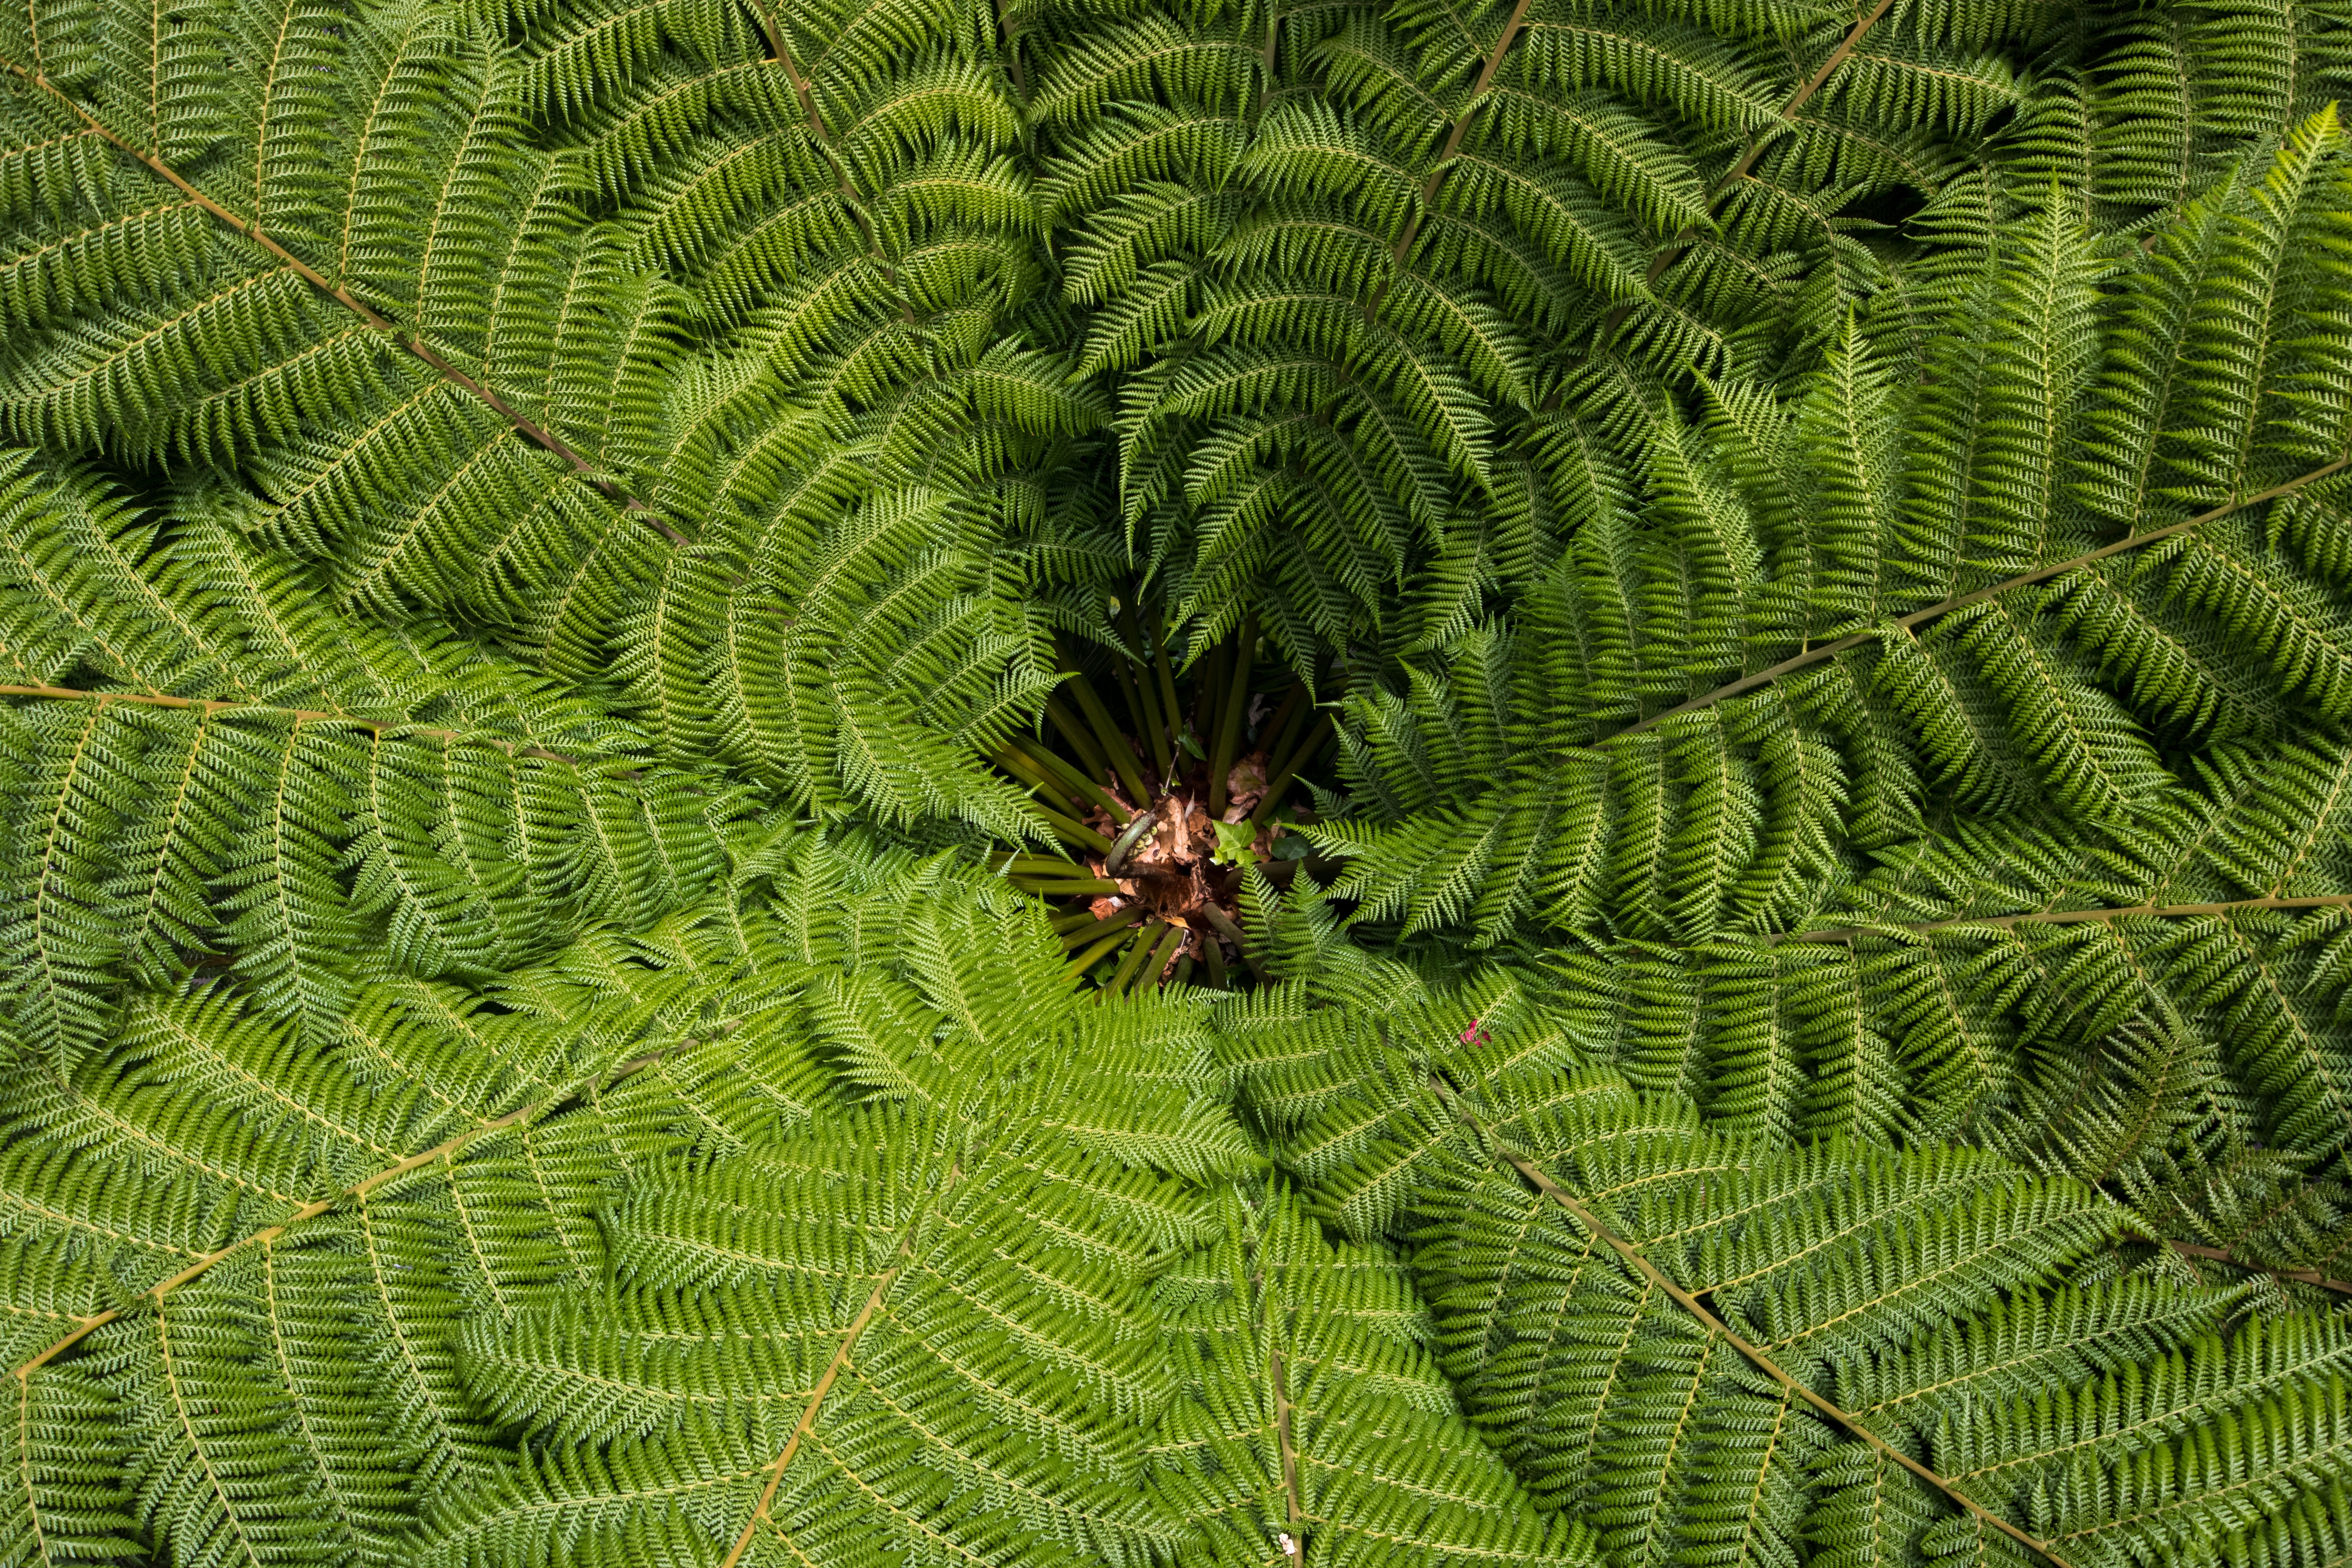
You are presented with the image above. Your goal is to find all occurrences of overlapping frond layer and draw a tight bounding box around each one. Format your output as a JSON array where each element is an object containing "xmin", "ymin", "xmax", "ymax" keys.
[
  {"xmin": 1289, "ymin": 119, "xmax": 2352, "ymax": 1266},
  {"xmin": 1015, "ymin": 0, "xmax": 2352, "ymax": 647},
  {"xmin": 1, "ymin": 0, "xmax": 2351, "ymax": 1558},
  {"xmin": 1217, "ymin": 974, "xmax": 2352, "ymax": 1568},
  {"xmin": 1406, "ymin": 1090, "xmax": 2348, "ymax": 1568},
  {"xmin": 0, "ymin": 895, "xmax": 821, "ymax": 1566},
  {"xmin": 430, "ymin": 1060, "xmax": 1236, "ymax": 1568},
  {"xmin": 0, "ymin": 453, "xmax": 748, "ymax": 1059},
  {"xmin": 1149, "ymin": 1182, "xmax": 1597, "ymax": 1566},
  {"xmin": 0, "ymin": 836, "xmax": 1246, "ymax": 1568},
  {"xmin": 0, "ymin": 0, "xmax": 1095, "ymax": 852}
]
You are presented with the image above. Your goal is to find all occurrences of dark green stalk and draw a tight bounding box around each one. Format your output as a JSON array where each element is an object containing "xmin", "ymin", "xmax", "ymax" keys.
[
  {"xmin": 1171, "ymin": 955, "xmax": 1195, "ymax": 988},
  {"xmin": 1120, "ymin": 603, "xmax": 1173, "ymax": 780},
  {"xmin": 998, "ymin": 854, "xmax": 1084, "ymax": 875},
  {"xmin": 1208, "ymin": 615, "xmax": 1256, "ymax": 817},
  {"xmin": 1196, "ymin": 641, "xmax": 1229, "ymax": 758},
  {"xmin": 991, "ymin": 773, "xmax": 1115, "ymax": 852},
  {"xmin": 1250, "ymin": 713, "xmax": 1334, "ymax": 828},
  {"xmin": 1059, "ymin": 903, "xmax": 1147, "ymax": 949},
  {"xmin": 1009, "ymin": 736, "xmax": 1131, "ymax": 823},
  {"xmin": 1103, "ymin": 922, "xmax": 1166, "ymax": 996},
  {"xmin": 1036, "ymin": 813, "xmax": 1115, "ymax": 854},
  {"xmin": 1057, "ymin": 688, "xmax": 1124, "ymax": 785},
  {"xmin": 1105, "ymin": 647, "xmax": 1154, "ymax": 779},
  {"xmin": 1011, "ymin": 875, "xmax": 1122, "ymax": 896},
  {"xmin": 1258, "ymin": 680, "xmax": 1304, "ymax": 769},
  {"xmin": 1195, "ymin": 903, "xmax": 1266, "ymax": 983},
  {"xmin": 1050, "ymin": 904, "xmax": 1110, "ymax": 933},
  {"xmin": 991, "ymin": 743, "xmax": 1086, "ymax": 812},
  {"xmin": 1043, "ymin": 695, "xmax": 1113, "ymax": 787},
  {"xmin": 1056, "ymin": 644, "xmax": 1151, "ymax": 805},
  {"xmin": 1203, "ymin": 936, "xmax": 1227, "ymax": 988},
  {"xmin": 1151, "ymin": 612, "xmax": 1183, "ymax": 766},
  {"xmin": 1127, "ymin": 923, "xmax": 1185, "ymax": 996},
  {"xmin": 1065, "ymin": 926, "xmax": 1141, "ymax": 979}
]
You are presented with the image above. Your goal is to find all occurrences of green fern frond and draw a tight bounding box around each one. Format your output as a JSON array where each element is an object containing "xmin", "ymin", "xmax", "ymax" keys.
[{"xmin": 3, "ymin": 0, "xmax": 2352, "ymax": 1557}]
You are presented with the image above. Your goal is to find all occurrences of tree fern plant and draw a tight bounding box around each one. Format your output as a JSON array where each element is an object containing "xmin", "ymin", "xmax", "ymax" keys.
[{"xmin": 6, "ymin": 0, "xmax": 2352, "ymax": 1560}]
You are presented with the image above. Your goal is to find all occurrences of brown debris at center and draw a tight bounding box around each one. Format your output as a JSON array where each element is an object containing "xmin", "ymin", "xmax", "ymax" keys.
[{"xmin": 1071, "ymin": 747, "xmax": 1289, "ymax": 978}]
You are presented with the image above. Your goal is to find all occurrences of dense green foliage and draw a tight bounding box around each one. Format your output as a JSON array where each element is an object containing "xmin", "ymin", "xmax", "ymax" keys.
[{"xmin": 4, "ymin": 0, "xmax": 2352, "ymax": 1560}]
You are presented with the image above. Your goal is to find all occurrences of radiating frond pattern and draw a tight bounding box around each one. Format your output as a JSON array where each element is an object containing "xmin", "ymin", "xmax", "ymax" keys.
[{"xmin": 3, "ymin": 0, "xmax": 2352, "ymax": 1558}]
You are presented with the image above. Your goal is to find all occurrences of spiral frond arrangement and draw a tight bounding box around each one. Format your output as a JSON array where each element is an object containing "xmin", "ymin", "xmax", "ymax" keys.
[{"xmin": 2, "ymin": 0, "xmax": 2352, "ymax": 1561}]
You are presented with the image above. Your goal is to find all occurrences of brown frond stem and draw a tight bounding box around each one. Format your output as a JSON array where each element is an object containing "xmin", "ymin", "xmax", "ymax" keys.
[
  {"xmin": 2165, "ymin": 1240, "xmax": 2352, "ymax": 1297},
  {"xmin": 0, "ymin": 56, "xmax": 688, "ymax": 546},
  {"xmin": 741, "ymin": 4, "xmax": 905, "ymax": 305},
  {"xmin": 1434, "ymin": 1076, "xmax": 2080, "ymax": 1568},
  {"xmin": 1596, "ymin": 0, "xmax": 1897, "ymax": 342},
  {"xmin": 1777, "ymin": 893, "xmax": 2352, "ymax": 946},
  {"xmin": 11, "ymin": 1035, "xmax": 703, "ymax": 1382},
  {"xmin": 1373, "ymin": 0, "xmax": 1537, "ymax": 311},
  {"xmin": 1248, "ymin": 1262, "xmax": 1308, "ymax": 1561},
  {"xmin": 1745, "ymin": 0, "xmax": 1899, "ymax": 167},
  {"xmin": 721, "ymin": 1162, "xmax": 960, "ymax": 1568},
  {"xmin": 1603, "ymin": 457, "xmax": 2352, "ymax": 742},
  {"xmin": 0, "ymin": 682, "xmax": 582, "ymax": 766},
  {"xmin": 1268, "ymin": 1338, "xmax": 1305, "ymax": 1557}
]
